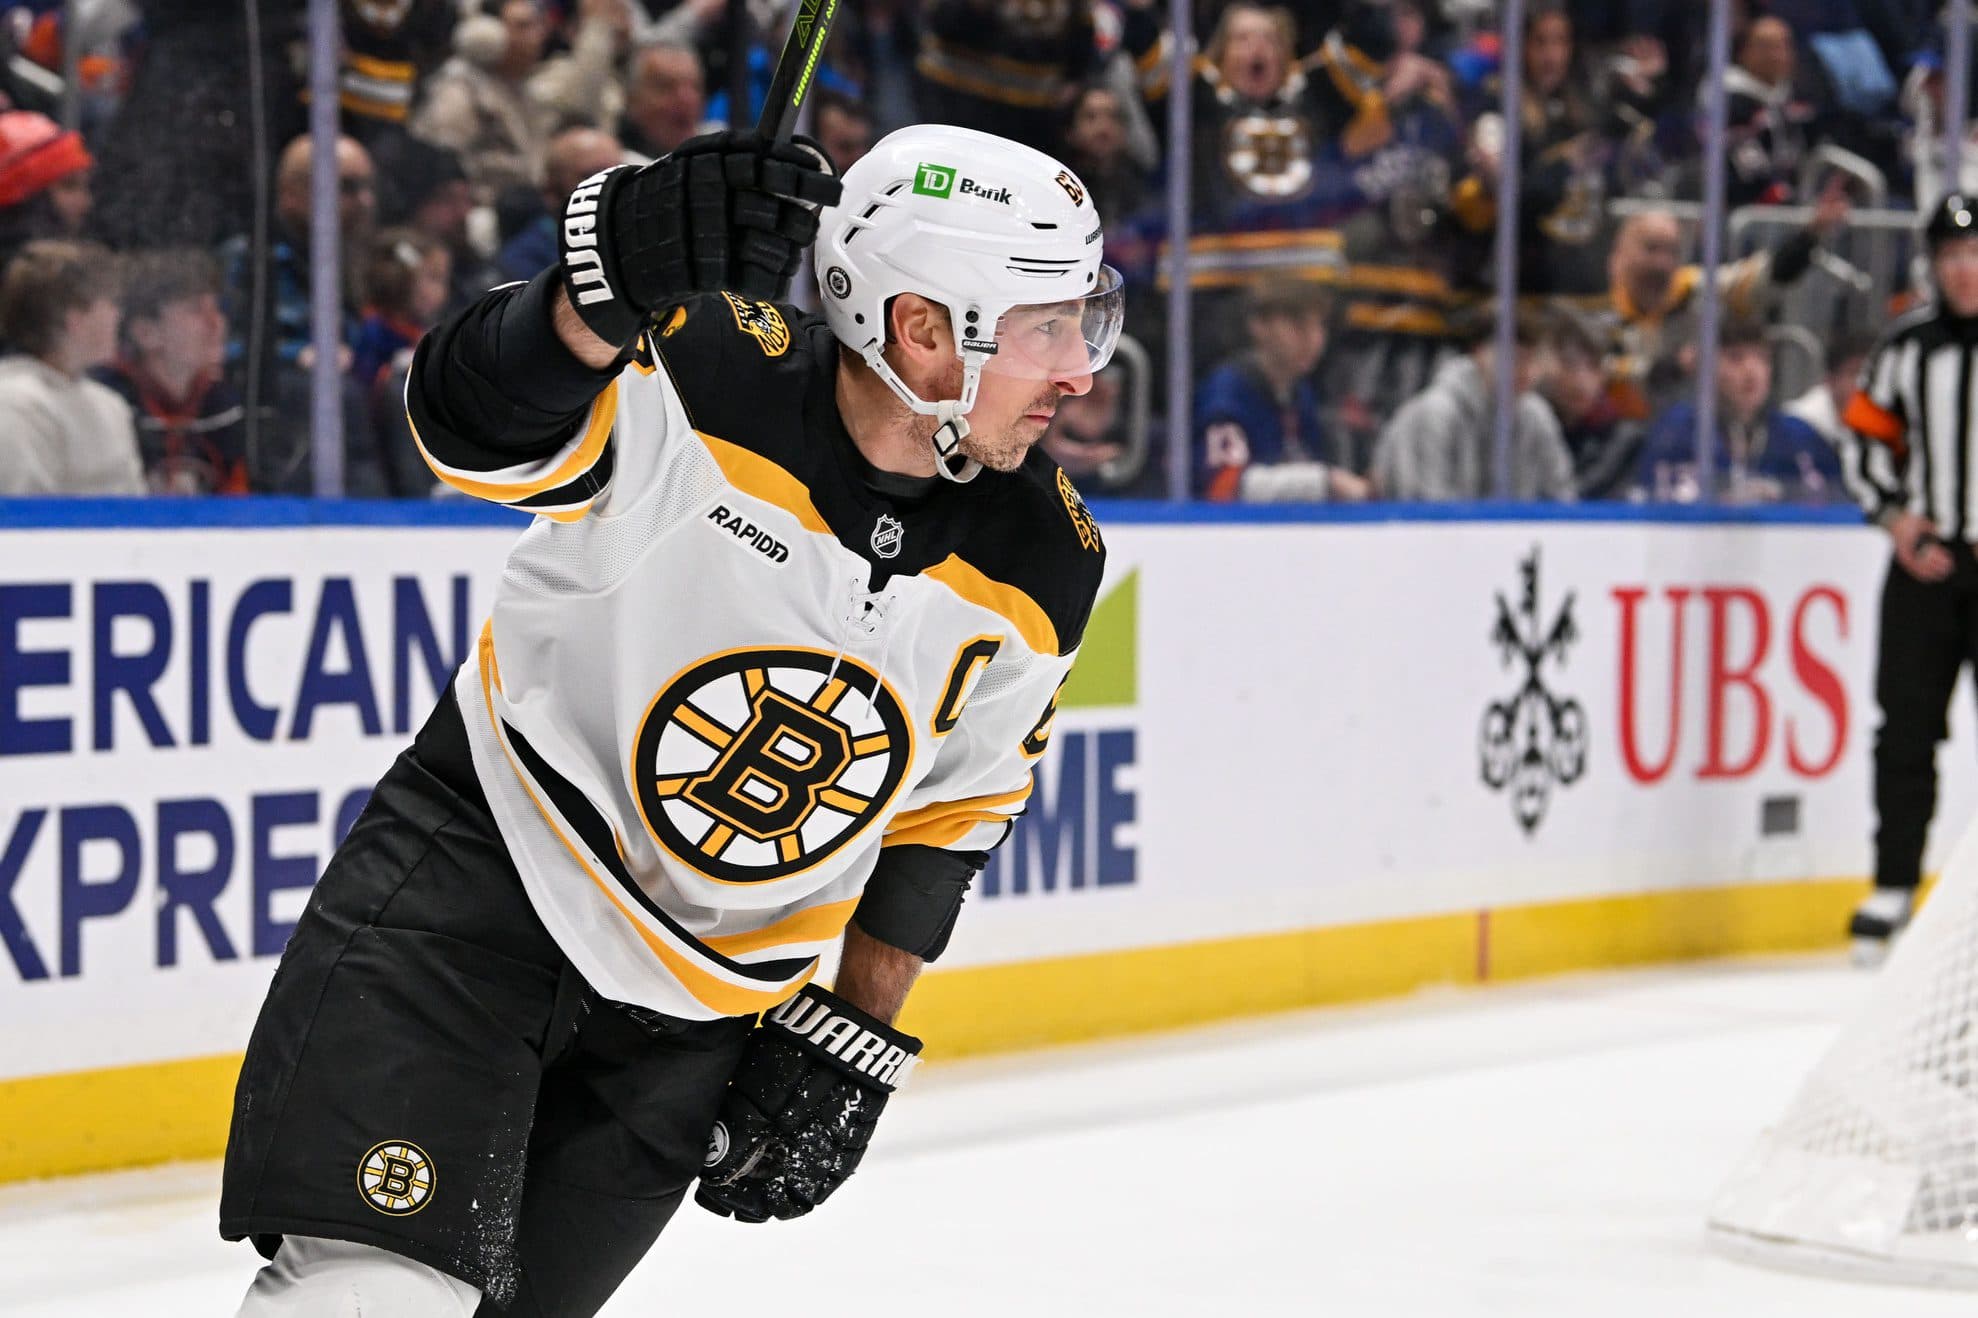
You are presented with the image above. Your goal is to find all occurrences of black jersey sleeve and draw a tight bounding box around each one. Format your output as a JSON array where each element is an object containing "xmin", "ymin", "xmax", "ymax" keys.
[
  {"xmin": 403, "ymin": 270, "xmax": 624, "ymax": 519},
  {"xmin": 852, "ymin": 844, "xmax": 988, "ymax": 962}
]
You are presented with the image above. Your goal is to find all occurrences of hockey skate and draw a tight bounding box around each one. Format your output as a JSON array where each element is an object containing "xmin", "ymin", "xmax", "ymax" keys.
[{"xmin": 1849, "ymin": 886, "xmax": 1917, "ymax": 967}]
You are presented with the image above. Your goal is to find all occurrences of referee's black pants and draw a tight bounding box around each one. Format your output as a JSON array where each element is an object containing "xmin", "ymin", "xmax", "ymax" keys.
[{"xmin": 1874, "ymin": 546, "xmax": 1978, "ymax": 889}]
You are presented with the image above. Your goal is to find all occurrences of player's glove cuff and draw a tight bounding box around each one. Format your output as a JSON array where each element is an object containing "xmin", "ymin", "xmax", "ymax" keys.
[{"xmin": 759, "ymin": 983, "xmax": 923, "ymax": 1092}]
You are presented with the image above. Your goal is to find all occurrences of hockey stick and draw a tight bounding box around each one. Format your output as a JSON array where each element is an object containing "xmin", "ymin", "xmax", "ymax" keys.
[{"xmin": 756, "ymin": 0, "xmax": 844, "ymax": 140}]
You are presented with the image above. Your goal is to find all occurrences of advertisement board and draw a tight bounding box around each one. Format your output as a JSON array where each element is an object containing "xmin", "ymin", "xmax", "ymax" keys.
[{"xmin": 2, "ymin": 503, "xmax": 1964, "ymax": 1179}]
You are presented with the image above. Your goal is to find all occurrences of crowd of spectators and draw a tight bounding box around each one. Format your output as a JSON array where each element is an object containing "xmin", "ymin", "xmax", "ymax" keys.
[{"xmin": 0, "ymin": 0, "xmax": 1960, "ymax": 507}]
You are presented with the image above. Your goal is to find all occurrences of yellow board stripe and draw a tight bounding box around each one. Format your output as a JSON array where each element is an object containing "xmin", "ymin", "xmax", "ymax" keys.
[
  {"xmin": 0, "ymin": 875, "xmax": 1890, "ymax": 1183},
  {"xmin": 697, "ymin": 432, "xmax": 832, "ymax": 536},
  {"xmin": 924, "ymin": 556, "xmax": 1060, "ymax": 657}
]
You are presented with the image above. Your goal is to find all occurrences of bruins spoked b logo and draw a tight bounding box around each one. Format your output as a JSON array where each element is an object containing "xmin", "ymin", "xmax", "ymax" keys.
[
  {"xmin": 633, "ymin": 648, "xmax": 912, "ymax": 883},
  {"xmin": 358, "ymin": 1140, "xmax": 434, "ymax": 1216}
]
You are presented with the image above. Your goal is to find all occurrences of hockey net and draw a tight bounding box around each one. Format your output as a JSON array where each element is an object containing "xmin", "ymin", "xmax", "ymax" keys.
[{"xmin": 1706, "ymin": 816, "xmax": 1978, "ymax": 1287}]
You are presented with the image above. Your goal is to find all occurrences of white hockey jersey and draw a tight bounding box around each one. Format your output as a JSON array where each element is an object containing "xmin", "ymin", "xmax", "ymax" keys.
[{"xmin": 406, "ymin": 290, "xmax": 1105, "ymax": 1021}]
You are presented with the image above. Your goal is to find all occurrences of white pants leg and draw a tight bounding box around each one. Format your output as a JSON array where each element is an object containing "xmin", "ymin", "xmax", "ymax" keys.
[{"xmin": 235, "ymin": 1234, "xmax": 481, "ymax": 1317}]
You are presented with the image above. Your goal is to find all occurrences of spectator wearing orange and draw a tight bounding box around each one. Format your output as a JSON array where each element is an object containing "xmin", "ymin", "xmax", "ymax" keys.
[
  {"xmin": 0, "ymin": 110, "xmax": 92, "ymax": 271},
  {"xmin": 0, "ymin": 239, "xmax": 140, "ymax": 495},
  {"xmin": 96, "ymin": 250, "xmax": 249, "ymax": 495}
]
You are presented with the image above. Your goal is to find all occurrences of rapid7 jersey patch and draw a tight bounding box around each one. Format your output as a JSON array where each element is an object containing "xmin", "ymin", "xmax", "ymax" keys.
[{"xmin": 632, "ymin": 648, "xmax": 914, "ymax": 883}]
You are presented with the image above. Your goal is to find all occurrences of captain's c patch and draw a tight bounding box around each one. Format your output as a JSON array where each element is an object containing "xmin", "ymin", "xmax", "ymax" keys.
[{"xmin": 722, "ymin": 293, "xmax": 790, "ymax": 357}]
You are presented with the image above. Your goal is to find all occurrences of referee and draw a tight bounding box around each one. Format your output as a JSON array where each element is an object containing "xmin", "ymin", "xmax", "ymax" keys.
[{"xmin": 1843, "ymin": 193, "xmax": 1978, "ymax": 961}]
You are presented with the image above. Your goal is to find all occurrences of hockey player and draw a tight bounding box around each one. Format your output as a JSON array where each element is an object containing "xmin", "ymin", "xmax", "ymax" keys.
[
  {"xmin": 1843, "ymin": 193, "xmax": 1978, "ymax": 963},
  {"xmin": 219, "ymin": 124, "xmax": 1119, "ymax": 1314}
]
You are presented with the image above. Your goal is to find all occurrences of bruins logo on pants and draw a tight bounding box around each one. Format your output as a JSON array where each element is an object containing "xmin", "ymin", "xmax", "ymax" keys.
[
  {"xmin": 631, "ymin": 648, "xmax": 912, "ymax": 883},
  {"xmin": 357, "ymin": 1140, "xmax": 434, "ymax": 1216}
]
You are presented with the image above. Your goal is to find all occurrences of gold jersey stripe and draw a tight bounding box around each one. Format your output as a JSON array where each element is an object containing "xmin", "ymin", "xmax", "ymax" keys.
[
  {"xmin": 883, "ymin": 811, "xmax": 1011, "ymax": 850},
  {"xmin": 924, "ymin": 555, "xmax": 1060, "ymax": 657},
  {"xmin": 702, "ymin": 897, "xmax": 861, "ymax": 957},
  {"xmin": 889, "ymin": 783, "xmax": 1032, "ymax": 832},
  {"xmin": 696, "ymin": 432, "xmax": 832, "ymax": 536},
  {"xmin": 473, "ymin": 624, "xmax": 807, "ymax": 1016},
  {"xmin": 411, "ymin": 382, "xmax": 618, "ymax": 503}
]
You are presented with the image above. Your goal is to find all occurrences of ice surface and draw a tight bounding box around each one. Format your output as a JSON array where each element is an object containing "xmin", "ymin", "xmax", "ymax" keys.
[{"xmin": 7, "ymin": 957, "xmax": 1974, "ymax": 1316}]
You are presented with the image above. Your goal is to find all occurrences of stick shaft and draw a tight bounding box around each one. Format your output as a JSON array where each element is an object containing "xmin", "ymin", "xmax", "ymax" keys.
[{"xmin": 756, "ymin": 0, "xmax": 842, "ymax": 139}]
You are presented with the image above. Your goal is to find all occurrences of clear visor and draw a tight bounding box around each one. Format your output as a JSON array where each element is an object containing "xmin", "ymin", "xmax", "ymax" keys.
[{"xmin": 978, "ymin": 264, "xmax": 1126, "ymax": 382}]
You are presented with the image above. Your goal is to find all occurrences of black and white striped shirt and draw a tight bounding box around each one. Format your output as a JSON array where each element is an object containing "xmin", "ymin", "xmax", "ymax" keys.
[{"xmin": 1846, "ymin": 306, "xmax": 1978, "ymax": 537}]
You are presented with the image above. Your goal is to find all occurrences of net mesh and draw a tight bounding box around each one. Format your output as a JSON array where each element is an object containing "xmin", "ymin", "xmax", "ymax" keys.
[{"xmin": 1707, "ymin": 818, "xmax": 1978, "ymax": 1287}]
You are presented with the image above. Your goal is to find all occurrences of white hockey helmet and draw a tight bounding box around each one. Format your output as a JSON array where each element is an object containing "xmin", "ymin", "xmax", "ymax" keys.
[{"xmin": 813, "ymin": 123, "xmax": 1125, "ymax": 479}]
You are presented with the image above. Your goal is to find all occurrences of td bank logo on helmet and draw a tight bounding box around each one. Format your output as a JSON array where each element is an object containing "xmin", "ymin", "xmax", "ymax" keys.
[{"xmin": 913, "ymin": 162, "xmax": 1011, "ymax": 205}]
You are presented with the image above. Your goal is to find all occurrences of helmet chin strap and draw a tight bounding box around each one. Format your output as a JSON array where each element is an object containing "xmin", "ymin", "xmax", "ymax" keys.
[
  {"xmin": 862, "ymin": 344, "xmax": 987, "ymax": 484},
  {"xmin": 930, "ymin": 401, "xmax": 981, "ymax": 484}
]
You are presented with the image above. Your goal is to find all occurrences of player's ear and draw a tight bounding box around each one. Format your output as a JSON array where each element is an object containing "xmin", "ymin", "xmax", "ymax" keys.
[{"xmin": 889, "ymin": 293, "xmax": 952, "ymax": 362}]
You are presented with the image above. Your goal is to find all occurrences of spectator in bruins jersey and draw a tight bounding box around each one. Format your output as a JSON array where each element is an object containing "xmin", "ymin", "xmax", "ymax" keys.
[
  {"xmin": 95, "ymin": 249, "xmax": 248, "ymax": 496},
  {"xmin": 1633, "ymin": 316, "xmax": 1842, "ymax": 504},
  {"xmin": 1445, "ymin": 3, "xmax": 1666, "ymax": 298},
  {"xmin": 1598, "ymin": 192, "xmax": 1848, "ymax": 420},
  {"xmin": 338, "ymin": 0, "xmax": 458, "ymax": 147},
  {"xmin": 1372, "ymin": 302, "xmax": 1576, "ymax": 502},
  {"xmin": 1195, "ymin": 281, "xmax": 1371, "ymax": 503},
  {"xmin": 914, "ymin": 0, "xmax": 1169, "ymax": 150}
]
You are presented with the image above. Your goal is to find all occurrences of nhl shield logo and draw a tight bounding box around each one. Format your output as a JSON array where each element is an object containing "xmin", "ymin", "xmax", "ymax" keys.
[{"xmin": 870, "ymin": 514, "xmax": 904, "ymax": 559}]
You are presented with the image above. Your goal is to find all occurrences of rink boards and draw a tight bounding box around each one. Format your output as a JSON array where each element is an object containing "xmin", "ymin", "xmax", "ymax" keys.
[{"xmin": 2, "ymin": 499, "xmax": 1969, "ymax": 1182}]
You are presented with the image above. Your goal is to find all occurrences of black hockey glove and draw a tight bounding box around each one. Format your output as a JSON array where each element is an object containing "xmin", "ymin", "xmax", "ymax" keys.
[
  {"xmin": 557, "ymin": 131, "xmax": 841, "ymax": 348},
  {"xmin": 696, "ymin": 984, "xmax": 921, "ymax": 1224}
]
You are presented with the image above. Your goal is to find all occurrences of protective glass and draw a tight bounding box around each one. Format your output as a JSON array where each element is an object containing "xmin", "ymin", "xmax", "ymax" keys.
[{"xmin": 980, "ymin": 264, "xmax": 1126, "ymax": 381}]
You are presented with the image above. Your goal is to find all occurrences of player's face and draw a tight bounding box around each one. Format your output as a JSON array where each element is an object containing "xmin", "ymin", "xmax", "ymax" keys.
[{"xmin": 926, "ymin": 355, "xmax": 1094, "ymax": 475}]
